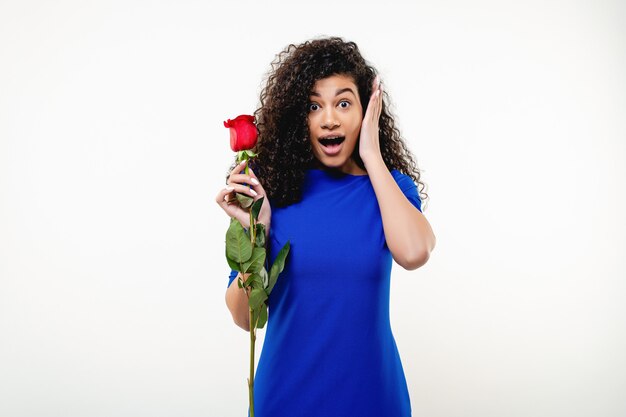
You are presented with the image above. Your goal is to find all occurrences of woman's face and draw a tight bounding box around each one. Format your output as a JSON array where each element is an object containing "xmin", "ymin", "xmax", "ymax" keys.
[{"xmin": 307, "ymin": 74, "xmax": 366, "ymax": 175}]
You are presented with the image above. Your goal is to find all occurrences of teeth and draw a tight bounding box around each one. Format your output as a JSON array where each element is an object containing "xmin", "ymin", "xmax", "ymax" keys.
[{"xmin": 319, "ymin": 136, "xmax": 345, "ymax": 147}]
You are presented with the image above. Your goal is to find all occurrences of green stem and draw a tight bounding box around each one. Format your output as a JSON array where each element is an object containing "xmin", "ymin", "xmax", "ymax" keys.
[
  {"xmin": 249, "ymin": 309, "xmax": 256, "ymax": 417},
  {"xmin": 244, "ymin": 158, "xmax": 256, "ymax": 417}
]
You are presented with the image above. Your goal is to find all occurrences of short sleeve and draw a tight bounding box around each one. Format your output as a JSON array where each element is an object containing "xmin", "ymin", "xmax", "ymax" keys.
[
  {"xmin": 227, "ymin": 268, "xmax": 238, "ymax": 288},
  {"xmin": 391, "ymin": 170, "xmax": 422, "ymax": 212}
]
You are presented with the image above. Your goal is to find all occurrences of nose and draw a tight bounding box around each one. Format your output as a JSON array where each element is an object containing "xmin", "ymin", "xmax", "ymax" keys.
[{"xmin": 321, "ymin": 108, "xmax": 341, "ymax": 129}]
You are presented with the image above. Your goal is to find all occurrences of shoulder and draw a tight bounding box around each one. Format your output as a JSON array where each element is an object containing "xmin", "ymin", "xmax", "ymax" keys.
[
  {"xmin": 389, "ymin": 169, "xmax": 422, "ymax": 212},
  {"xmin": 390, "ymin": 169, "xmax": 415, "ymax": 190}
]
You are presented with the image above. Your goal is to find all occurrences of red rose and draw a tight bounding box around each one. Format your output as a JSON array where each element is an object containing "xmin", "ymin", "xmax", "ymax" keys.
[{"xmin": 224, "ymin": 115, "xmax": 258, "ymax": 152}]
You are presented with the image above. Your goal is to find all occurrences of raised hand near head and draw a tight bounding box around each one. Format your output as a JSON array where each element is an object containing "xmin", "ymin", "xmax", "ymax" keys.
[{"xmin": 358, "ymin": 75, "xmax": 384, "ymax": 163}]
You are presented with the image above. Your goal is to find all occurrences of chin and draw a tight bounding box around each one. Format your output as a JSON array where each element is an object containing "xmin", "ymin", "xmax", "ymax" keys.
[{"xmin": 315, "ymin": 153, "xmax": 348, "ymax": 168}]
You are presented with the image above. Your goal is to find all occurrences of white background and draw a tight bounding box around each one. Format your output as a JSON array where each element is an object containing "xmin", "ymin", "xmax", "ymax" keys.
[{"xmin": 1, "ymin": 1, "xmax": 624, "ymax": 416}]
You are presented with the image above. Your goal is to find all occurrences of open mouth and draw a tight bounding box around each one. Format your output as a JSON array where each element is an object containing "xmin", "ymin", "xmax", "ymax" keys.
[
  {"xmin": 318, "ymin": 136, "xmax": 345, "ymax": 156},
  {"xmin": 319, "ymin": 136, "xmax": 345, "ymax": 147}
]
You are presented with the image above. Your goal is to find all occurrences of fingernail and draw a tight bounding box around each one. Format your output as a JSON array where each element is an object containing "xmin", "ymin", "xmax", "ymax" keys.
[
  {"xmin": 225, "ymin": 186, "xmax": 234, "ymax": 191},
  {"xmin": 250, "ymin": 189, "xmax": 258, "ymax": 196},
  {"xmin": 251, "ymin": 178, "xmax": 259, "ymax": 185}
]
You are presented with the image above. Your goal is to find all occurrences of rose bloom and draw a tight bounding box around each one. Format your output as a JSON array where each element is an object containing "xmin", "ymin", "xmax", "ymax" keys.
[{"xmin": 224, "ymin": 115, "xmax": 258, "ymax": 151}]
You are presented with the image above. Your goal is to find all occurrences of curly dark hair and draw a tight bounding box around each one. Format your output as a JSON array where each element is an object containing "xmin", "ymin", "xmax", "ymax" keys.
[{"xmin": 226, "ymin": 36, "xmax": 429, "ymax": 209}]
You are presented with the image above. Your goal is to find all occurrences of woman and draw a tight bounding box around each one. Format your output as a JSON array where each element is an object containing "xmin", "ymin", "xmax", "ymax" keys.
[{"xmin": 216, "ymin": 36, "xmax": 436, "ymax": 417}]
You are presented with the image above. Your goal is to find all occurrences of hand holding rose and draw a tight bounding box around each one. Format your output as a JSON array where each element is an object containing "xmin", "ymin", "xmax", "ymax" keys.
[
  {"xmin": 218, "ymin": 113, "xmax": 290, "ymax": 417},
  {"xmin": 217, "ymin": 114, "xmax": 272, "ymax": 232},
  {"xmin": 216, "ymin": 159, "xmax": 272, "ymax": 233}
]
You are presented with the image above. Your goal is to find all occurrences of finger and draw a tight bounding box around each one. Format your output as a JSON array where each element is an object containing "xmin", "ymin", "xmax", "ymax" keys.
[
  {"xmin": 244, "ymin": 167, "xmax": 268, "ymax": 196},
  {"xmin": 229, "ymin": 159, "xmax": 248, "ymax": 177},
  {"xmin": 228, "ymin": 173, "xmax": 264, "ymax": 197},
  {"xmin": 216, "ymin": 185, "xmax": 236, "ymax": 204},
  {"xmin": 226, "ymin": 161, "xmax": 268, "ymax": 204},
  {"xmin": 225, "ymin": 183, "xmax": 259, "ymax": 198},
  {"xmin": 217, "ymin": 191, "xmax": 244, "ymax": 219},
  {"xmin": 364, "ymin": 87, "xmax": 377, "ymax": 123},
  {"xmin": 247, "ymin": 166, "xmax": 257, "ymax": 179},
  {"xmin": 369, "ymin": 75, "xmax": 382, "ymax": 121},
  {"xmin": 374, "ymin": 78, "xmax": 383, "ymax": 122},
  {"xmin": 377, "ymin": 81, "xmax": 383, "ymax": 120},
  {"xmin": 227, "ymin": 160, "xmax": 253, "ymax": 188},
  {"xmin": 369, "ymin": 90, "xmax": 380, "ymax": 123},
  {"xmin": 246, "ymin": 168, "xmax": 266, "ymax": 189}
]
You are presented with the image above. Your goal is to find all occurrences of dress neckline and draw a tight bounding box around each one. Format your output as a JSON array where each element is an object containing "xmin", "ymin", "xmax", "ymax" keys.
[{"xmin": 307, "ymin": 168, "xmax": 369, "ymax": 179}]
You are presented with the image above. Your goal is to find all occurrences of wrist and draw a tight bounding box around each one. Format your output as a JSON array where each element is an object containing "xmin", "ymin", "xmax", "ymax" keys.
[{"xmin": 362, "ymin": 153, "xmax": 384, "ymax": 169}]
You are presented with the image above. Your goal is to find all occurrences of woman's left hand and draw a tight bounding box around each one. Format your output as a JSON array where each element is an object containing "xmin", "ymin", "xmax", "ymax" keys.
[{"xmin": 359, "ymin": 75, "xmax": 384, "ymax": 163}]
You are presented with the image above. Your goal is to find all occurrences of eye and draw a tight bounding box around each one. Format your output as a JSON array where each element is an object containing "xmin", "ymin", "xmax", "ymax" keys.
[
  {"xmin": 339, "ymin": 100, "xmax": 350, "ymax": 109},
  {"xmin": 308, "ymin": 103, "xmax": 319, "ymax": 112}
]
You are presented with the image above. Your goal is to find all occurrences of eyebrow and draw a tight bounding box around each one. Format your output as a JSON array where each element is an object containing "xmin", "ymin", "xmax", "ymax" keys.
[{"xmin": 309, "ymin": 87, "xmax": 356, "ymax": 98}]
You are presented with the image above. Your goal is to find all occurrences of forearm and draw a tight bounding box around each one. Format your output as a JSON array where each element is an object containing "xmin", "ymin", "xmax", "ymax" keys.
[
  {"xmin": 225, "ymin": 272, "xmax": 251, "ymax": 331},
  {"xmin": 225, "ymin": 223, "xmax": 271, "ymax": 331},
  {"xmin": 364, "ymin": 155, "xmax": 436, "ymax": 269}
]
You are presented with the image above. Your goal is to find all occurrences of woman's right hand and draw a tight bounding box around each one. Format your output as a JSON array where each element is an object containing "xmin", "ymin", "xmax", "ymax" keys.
[{"xmin": 216, "ymin": 160, "xmax": 272, "ymax": 232}]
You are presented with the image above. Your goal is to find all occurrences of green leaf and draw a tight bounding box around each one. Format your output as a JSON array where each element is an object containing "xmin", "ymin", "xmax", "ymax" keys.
[
  {"xmin": 226, "ymin": 218, "xmax": 252, "ymax": 263},
  {"xmin": 251, "ymin": 197, "xmax": 264, "ymax": 221},
  {"xmin": 244, "ymin": 150, "xmax": 257, "ymax": 158},
  {"xmin": 258, "ymin": 266, "xmax": 269, "ymax": 289},
  {"xmin": 268, "ymin": 241, "xmax": 290, "ymax": 294},
  {"xmin": 254, "ymin": 223, "xmax": 266, "ymax": 248},
  {"xmin": 226, "ymin": 247, "xmax": 242, "ymax": 272},
  {"xmin": 249, "ymin": 288, "xmax": 267, "ymax": 310},
  {"xmin": 236, "ymin": 192, "xmax": 254, "ymax": 209},
  {"xmin": 257, "ymin": 304, "xmax": 268, "ymax": 329},
  {"xmin": 248, "ymin": 272, "xmax": 264, "ymax": 290},
  {"xmin": 243, "ymin": 247, "xmax": 266, "ymax": 274}
]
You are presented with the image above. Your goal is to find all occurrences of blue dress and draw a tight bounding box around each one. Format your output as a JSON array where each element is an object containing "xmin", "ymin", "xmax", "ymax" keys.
[{"xmin": 228, "ymin": 168, "xmax": 422, "ymax": 417}]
